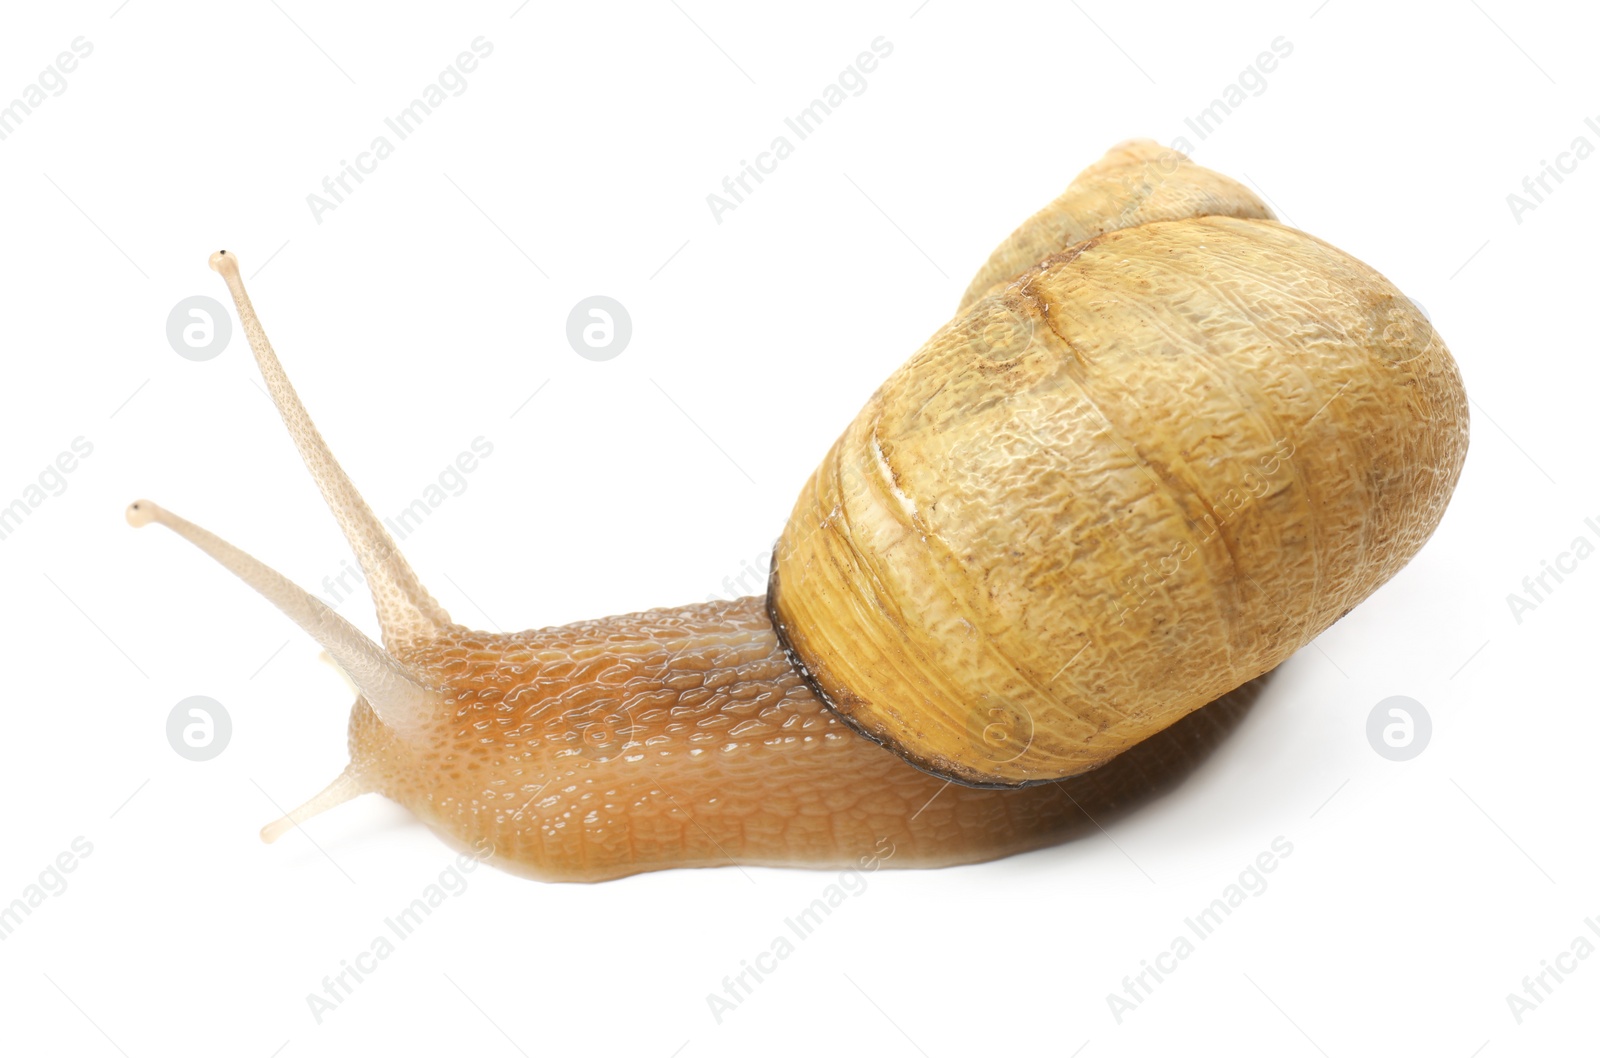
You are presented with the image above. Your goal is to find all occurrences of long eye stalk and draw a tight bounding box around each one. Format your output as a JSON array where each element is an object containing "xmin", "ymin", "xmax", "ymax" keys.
[
  {"xmin": 126, "ymin": 499, "xmax": 435, "ymax": 737},
  {"xmin": 207, "ymin": 249, "xmax": 452, "ymax": 650}
]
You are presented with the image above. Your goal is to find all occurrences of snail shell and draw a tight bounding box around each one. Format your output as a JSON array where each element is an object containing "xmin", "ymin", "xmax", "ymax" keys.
[
  {"xmin": 770, "ymin": 152, "xmax": 1468, "ymax": 786},
  {"xmin": 959, "ymin": 137, "xmax": 1276, "ymax": 309}
]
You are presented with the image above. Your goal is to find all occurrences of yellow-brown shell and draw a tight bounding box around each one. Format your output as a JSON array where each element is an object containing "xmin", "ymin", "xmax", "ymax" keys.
[
  {"xmin": 958, "ymin": 137, "xmax": 1276, "ymax": 311},
  {"xmin": 770, "ymin": 213, "xmax": 1469, "ymax": 786}
]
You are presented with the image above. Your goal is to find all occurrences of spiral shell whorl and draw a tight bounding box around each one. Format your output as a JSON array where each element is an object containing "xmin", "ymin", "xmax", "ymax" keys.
[{"xmin": 771, "ymin": 216, "xmax": 1468, "ymax": 786}]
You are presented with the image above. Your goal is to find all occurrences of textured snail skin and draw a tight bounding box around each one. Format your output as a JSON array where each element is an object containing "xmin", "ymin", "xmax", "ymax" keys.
[
  {"xmin": 127, "ymin": 140, "xmax": 1465, "ymax": 880},
  {"xmin": 348, "ymin": 598, "xmax": 1261, "ymax": 881},
  {"xmin": 771, "ymin": 215, "xmax": 1468, "ymax": 785}
]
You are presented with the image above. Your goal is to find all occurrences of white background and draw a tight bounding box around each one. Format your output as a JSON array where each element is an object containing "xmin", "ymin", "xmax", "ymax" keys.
[{"xmin": 0, "ymin": 1, "xmax": 1594, "ymax": 1055}]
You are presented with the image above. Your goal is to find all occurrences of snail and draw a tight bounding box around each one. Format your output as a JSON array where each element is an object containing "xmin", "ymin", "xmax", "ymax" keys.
[{"xmin": 128, "ymin": 140, "xmax": 1468, "ymax": 882}]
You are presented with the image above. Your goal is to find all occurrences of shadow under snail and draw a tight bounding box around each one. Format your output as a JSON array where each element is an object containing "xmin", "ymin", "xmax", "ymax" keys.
[{"xmin": 128, "ymin": 140, "xmax": 1468, "ymax": 882}]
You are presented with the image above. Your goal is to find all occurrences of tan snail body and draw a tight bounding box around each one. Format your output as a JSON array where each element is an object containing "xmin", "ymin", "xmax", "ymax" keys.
[{"xmin": 129, "ymin": 141, "xmax": 1468, "ymax": 881}]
